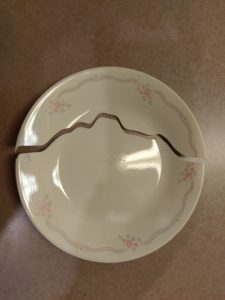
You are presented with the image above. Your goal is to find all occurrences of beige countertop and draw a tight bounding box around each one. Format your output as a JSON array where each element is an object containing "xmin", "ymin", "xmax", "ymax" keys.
[{"xmin": 1, "ymin": 1, "xmax": 225, "ymax": 299}]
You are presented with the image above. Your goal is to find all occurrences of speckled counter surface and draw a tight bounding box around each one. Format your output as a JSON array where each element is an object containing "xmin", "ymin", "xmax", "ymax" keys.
[{"xmin": 0, "ymin": 1, "xmax": 225, "ymax": 299}]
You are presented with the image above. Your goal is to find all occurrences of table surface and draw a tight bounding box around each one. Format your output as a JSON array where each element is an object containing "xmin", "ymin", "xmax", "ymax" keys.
[{"xmin": 1, "ymin": 1, "xmax": 225, "ymax": 299}]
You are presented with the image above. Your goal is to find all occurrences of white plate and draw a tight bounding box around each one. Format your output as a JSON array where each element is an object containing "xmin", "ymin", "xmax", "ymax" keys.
[{"xmin": 16, "ymin": 67, "xmax": 205, "ymax": 262}]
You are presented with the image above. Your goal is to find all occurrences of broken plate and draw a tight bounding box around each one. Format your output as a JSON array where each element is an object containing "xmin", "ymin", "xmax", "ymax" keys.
[{"xmin": 16, "ymin": 67, "xmax": 205, "ymax": 262}]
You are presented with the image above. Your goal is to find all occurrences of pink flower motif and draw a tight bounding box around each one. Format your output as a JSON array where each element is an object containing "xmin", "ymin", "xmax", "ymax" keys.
[
  {"xmin": 179, "ymin": 163, "xmax": 196, "ymax": 182},
  {"xmin": 137, "ymin": 83, "xmax": 151, "ymax": 104},
  {"xmin": 48, "ymin": 99, "xmax": 71, "ymax": 115},
  {"xmin": 118, "ymin": 234, "xmax": 139, "ymax": 250},
  {"xmin": 39, "ymin": 194, "xmax": 52, "ymax": 218}
]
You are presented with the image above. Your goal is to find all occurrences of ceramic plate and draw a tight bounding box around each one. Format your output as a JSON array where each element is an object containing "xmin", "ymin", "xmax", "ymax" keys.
[{"xmin": 16, "ymin": 67, "xmax": 206, "ymax": 262}]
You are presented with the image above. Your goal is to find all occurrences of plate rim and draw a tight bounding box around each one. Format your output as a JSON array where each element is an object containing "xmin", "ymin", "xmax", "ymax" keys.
[
  {"xmin": 15, "ymin": 67, "xmax": 206, "ymax": 262},
  {"xmin": 15, "ymin": 155, "xmax": 205, "ymax": 263},
  {"xmin": 15, "ymin": 66, "xmax": 206, "ymax": 159}
]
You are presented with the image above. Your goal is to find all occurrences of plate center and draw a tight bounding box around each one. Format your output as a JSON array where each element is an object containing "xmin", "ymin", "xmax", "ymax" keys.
[{"xmin": 58, "ymin": 118, "xmax": 162, "ymax": 226}]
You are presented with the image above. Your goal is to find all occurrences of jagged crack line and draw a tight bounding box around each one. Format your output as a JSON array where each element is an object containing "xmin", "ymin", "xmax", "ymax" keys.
[
  {"xmin": 16, "ymin": 112, "xmax": 203, "ymax": 162},
  {"xmin": 153, "ymin": 89, "xmax": 198, "ymax": 156}
]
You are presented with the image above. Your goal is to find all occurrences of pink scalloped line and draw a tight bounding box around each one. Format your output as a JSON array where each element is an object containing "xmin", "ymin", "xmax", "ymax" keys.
[
  {"xmin": 140, "ymin": 181, "xmax": 193, "ymax": 246},
  {"xmin": 46, "ymin": 221, "xmax": 126, "ymax": 254},
  {"xmin": 28, "ymin": 74, "xmax": 196, "ymax": 157},
  {"xmin": 57, "ymin": 75, "xmax": 139, "ymax": 98},
  {"xmin": 28, "ymin": 76, "xmax": 139, "ymax": 142},
  {"xmin": 43, "ymin": 181, "xmax": 193, "ymax": 253},
  {"xmin": 152, "ymin": 89, "xmax": 197, "ymax": 156},
  {"xmin": 59, "ymin": 75, "xmax": 197, "ymax": 156},
  {"xmin": 20, "ymin": 134, "xmax": 196, "ymax": 254}
]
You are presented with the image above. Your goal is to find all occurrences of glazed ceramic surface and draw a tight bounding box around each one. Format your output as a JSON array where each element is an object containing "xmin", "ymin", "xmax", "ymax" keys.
[{"xmin": 16, "ymin": 67, "xmax": 205, "ymax": 262}]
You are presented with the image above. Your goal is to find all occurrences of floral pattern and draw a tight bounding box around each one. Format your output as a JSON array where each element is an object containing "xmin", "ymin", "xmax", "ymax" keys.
[
  {"xmin": 23, "ymin": 137, "xmax": 198, "ymax": 256},
  {"xmin": 29, "ymin": 162, "xmax": 197, "ymax": 254},
  {"xmin": 38, "ymin": 194, "xmax": 52, "ymax": 219},
  {"xmin": 47, "ymin": 99, "xmax": 71, "ymax": 115},
  {"xmin": 22, "ymin": 75, "xmax": 200, "ymax": 255},
  {"xmin": 179, "ymin": 163, "xmax": 196, "ymax": 182},
  {"xmin": 136, "ymin": 83, "xmax": 151, "ymax": 104},
  {"xmin": 118, "ymin": 234, "xmax": 139, "ymax": 250}
]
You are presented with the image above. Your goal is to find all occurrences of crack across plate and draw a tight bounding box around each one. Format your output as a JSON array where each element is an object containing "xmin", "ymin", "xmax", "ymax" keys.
[{"xmin": 15, "ymin": 67, "xmax": 206, "ymax": 262}]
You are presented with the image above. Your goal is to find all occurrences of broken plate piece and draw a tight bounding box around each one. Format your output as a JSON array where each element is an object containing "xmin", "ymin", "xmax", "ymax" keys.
[
  {"xmin": 16, "ymin": 67, "xmax": 206, "ymax": 158},
  {"xmin": 16, "ymin": 116, "xmax": 204, "ymax": 263}
]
